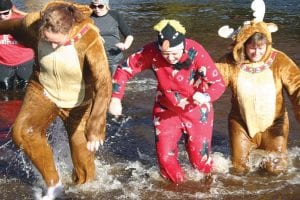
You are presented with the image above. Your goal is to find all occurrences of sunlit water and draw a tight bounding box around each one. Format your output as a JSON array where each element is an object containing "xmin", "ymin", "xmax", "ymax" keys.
[{"xmin": 0, "ymin": 0, "xmax": 299, "ymax": 199}]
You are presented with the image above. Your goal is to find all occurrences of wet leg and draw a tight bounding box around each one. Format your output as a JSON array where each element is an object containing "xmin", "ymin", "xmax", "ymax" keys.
[
  {"xmin": 154, "ymin": 113, "xmax": 185, "ymax": 184},
  {"xmin": 260, "ymin": 113, "xmax": 289, "ymax": 174},
  {"xmin": 183, "ymin": 105, "xmax": 213, "ymax": 174},
  {"xmin": 229, "ymin": 118, "xmax": 255, "ymax": 174},
  {"xmin": 64, "ymin": 104, "xmax": 96, "ymax": 184},
  {"xmin": 12, "ymin": 82, "xmax": 59, "ymax": 186}
]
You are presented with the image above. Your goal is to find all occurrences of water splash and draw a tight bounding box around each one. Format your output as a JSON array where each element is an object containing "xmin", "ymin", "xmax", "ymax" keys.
[
  {"xmin": 0, "ymin": 116, "xmax": 299, "ymax": 200},
  {"xmin": 0, "ymin": 138, "xmax": 35, "ymax": 180}
]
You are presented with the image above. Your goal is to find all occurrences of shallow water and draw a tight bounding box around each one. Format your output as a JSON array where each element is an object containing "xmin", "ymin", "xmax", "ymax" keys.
[{"xmin": 0, "ymin": 0, "xmax": 299, "ymax": 199}]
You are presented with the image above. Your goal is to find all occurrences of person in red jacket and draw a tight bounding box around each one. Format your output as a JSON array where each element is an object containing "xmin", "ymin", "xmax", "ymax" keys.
[
  {"xmin": 109, "ymin": 19, "xmax": 225, "ymax": 184},
  {"xmin": 0, "ymin": 0, "xmax": 34, "ymax": 91}
]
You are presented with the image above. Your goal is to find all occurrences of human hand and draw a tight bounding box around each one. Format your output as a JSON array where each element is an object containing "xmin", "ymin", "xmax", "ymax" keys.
[
  {"xmin": 109, "ymin": 97, "xmax": 122, "ymax": 117},
  {"xmin": 115, "ymin": 42, "xmax": 127, "ymax": 51},
  {"xmin": 193, "ymin": 92, "xmax": 210, "ymax": 105}
]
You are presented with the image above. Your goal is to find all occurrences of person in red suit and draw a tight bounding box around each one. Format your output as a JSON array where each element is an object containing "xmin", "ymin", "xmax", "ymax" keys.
[{"xmin": 109, "ymin": 19, "xmax": 225, "ymax": 184}]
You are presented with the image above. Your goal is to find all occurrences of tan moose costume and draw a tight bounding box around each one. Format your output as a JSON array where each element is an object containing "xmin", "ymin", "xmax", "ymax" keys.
[
  {"xmin": 216, "ymin": 0, "xmax": 300, "ymax": 173},
  {"xmin": 0, "ymin": 0, "xmax": 112, "ymax": 191}
]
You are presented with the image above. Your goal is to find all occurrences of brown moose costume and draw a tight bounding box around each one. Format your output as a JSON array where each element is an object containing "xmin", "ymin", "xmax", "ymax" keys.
[
  {"xmin": 0, "ymin": 0, "xmax": 112, "ymax": 188},
  {"xmin": 216, "ymin": 0, "xmax": 300, "ymax": 174}
]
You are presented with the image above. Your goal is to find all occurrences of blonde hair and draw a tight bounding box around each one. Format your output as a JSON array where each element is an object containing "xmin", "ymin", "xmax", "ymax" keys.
[{"xmin": 153, "ymin": 19, "xmax": 186, "ymax": 35}]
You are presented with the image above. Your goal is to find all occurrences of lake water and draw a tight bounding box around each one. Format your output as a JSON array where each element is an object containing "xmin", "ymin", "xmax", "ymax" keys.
[{"xmin": 0, "ymin": 0, "xmax": 299, "ymax": 199}]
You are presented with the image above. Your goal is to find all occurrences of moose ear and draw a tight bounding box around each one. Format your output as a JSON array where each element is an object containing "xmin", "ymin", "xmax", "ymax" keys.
[
  {"xmin": 218, "ymin": 25, "xmax": 235, "ymax": 39},
  {"xmin": 267, "ymin": 23, "xmax": 278, "ymax": 33}
]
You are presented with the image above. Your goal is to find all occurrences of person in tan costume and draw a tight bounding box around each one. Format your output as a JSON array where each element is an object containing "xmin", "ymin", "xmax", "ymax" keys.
[
  {"xmin": 0, "ymin": 1, "xmax": 112, "ymax": 199},
  {"xmin": 216, "ymin": 0, "xmax": 300, "ymax": 174}
]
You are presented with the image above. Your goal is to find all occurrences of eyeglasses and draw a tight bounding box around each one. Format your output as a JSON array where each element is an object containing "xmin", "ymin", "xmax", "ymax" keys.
[
  {"xmin": 90, "ymin": 4, "xmax": 105, "ymax": 9},
  {"xmin": 0, "ymin": 10, "xmax": 10, "ymax": 16}
]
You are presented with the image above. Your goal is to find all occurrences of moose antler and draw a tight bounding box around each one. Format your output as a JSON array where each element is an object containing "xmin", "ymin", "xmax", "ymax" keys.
[
  {"xmin": 251, "ymin": 0, "xmax": 265, "ymax": 22},
  {"xmin": 218, "ymin": 25, "xmax": 238, "ymax": 39},
  {"xmin": 218, "ymin": 0, "xmax": 268, "ymax": 39}
]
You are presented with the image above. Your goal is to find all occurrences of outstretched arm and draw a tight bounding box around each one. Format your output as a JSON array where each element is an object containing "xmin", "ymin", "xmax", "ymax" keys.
[
  {"xmin": 85, "ymin": 33, "xmax": 112, "ymax": 151},
  {"xmin": 0, "ymin": 12, "xmax": 39, "ymax": 48},
  {"xmin": 193, "ymin": 44, "xmax": 226, "ymax": 103},
  {"xmin": 115, "ymin": 11, "xmax": 134, "ymax": 51},
  {"xmin": 215, "ymin": 53, "xmax": 233, "ymax": 88}
]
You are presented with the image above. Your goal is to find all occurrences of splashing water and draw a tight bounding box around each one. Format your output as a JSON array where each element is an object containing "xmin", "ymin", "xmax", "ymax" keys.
[
  {"xmin": 1, "ymin": 0, "xmax": 300, "ymax": 197},
  {"xmin": 0, "ymin": 81, "xmax": 299, "ymax": 199}
]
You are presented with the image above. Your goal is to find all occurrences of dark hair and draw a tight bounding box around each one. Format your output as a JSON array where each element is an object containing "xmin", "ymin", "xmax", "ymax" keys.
[
  {"xmin": 0, "ymin": 0, "xmax": 13, "ymax": 11},
  {"xmin": 39, "ymin": 4, "xmax": 85, "ymax": 37}
]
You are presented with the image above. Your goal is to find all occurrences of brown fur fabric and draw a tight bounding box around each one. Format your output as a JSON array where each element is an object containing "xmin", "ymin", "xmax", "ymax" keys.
[
  {"xmin": 0, "ymin": 1, "xmax": 112, "ymax": 186},
  {"xmin": 216, "ymin": 20, "xmax": 300, "ymax": 174}
]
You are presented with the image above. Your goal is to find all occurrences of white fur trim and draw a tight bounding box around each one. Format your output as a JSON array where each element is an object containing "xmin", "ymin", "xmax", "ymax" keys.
[{"xmin": 42, "ymin": 181, "xmax": 63, "ymax": 200}]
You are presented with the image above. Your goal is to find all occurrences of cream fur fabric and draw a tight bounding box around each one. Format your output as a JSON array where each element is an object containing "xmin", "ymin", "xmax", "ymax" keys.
[
  {"xmin": 237, "ymin": 68, "xmax": 276, "ymax": 137},
  {"xmin": 38, "ymin": 41, "xmax": 85, "ymax": 108}
]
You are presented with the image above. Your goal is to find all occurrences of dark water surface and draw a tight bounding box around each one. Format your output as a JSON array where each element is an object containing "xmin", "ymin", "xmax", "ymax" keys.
[{"xmin": 1, "ymin": 0, "xmax": 299, "ymax": 199}]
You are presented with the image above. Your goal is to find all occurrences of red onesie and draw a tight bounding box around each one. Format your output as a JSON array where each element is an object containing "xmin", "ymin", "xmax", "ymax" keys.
[{"xmin": 112, "ymin": 39, "xmax": 225, "ymax": 183}]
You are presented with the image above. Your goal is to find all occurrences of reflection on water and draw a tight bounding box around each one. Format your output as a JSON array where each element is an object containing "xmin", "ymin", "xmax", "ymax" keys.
[
  {"xmin": 13, "ymin": 0, "xmax": 300, "ymax": 60},
  {"xmin": 1, "ymin": 0, "xmax": 299, "ymax": 199}
]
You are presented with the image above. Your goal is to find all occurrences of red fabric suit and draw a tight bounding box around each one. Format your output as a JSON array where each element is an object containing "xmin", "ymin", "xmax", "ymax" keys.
[{"xmin": 112, "ymin": 39, "xmax": 225, "ymax": 183}]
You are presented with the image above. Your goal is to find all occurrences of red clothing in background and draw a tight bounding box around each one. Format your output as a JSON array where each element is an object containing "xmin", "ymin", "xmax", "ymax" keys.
[{"xmin": 0, "ymin": 12, "xmax": 34, "ymax": 67}]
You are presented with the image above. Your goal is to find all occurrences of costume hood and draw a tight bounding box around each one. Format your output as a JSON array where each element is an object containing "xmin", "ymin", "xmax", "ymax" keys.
[
  {"xmin": 41, "ymin": 0, "xmax": 93, "ymax": 17},
  {"xmin": 40, "ymin": 1, "xmax": 95, "ymax": 38},
  {"xmin": 154, "ymin": 19, "xmax": 186, "ymax": 52},
  {"xmin": 218, "ymin": 0, "xmax": 278, "ymax": 63}
]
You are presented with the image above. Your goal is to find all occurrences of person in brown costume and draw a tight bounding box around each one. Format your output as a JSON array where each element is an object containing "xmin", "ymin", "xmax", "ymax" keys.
[
  {"xmin": 216, "ymin": 0, "xmax": 300, "ymax": 174},
  {"xmin": 0, "ymin": 1, "xmax": 112, "ymax": 199}
]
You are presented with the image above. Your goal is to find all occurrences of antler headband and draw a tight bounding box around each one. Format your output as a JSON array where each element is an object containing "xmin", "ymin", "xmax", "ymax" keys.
[{"xmin": 218, "ymin": 0, "xmax": 277, "ymax": 39}]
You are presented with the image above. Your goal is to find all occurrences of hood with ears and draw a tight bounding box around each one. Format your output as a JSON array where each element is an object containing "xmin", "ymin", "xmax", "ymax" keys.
[
  {"xmin": 232, "ymin": 21, "xmax": 278, "ymax": 63},
  {"xmin": 39, "ymin": 0, "xmax": 95, "ymax": 38},
  {"xmin": 218, "ymin": 0, "xmax": 278, "ymax": 63}
]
